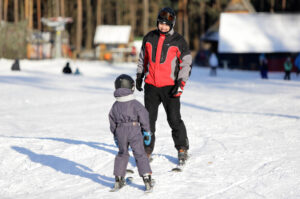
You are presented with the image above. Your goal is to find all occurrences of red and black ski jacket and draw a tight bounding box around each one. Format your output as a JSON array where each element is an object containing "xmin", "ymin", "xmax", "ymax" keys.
[{"xmin": 137, "ymin": 29, "xmax": 192, "ymax": 87}]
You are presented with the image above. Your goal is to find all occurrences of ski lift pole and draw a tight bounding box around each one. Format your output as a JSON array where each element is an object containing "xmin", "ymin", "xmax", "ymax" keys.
[{"xmin": 41, "ymin": 17, "xmax": 72, "ymax": 59}]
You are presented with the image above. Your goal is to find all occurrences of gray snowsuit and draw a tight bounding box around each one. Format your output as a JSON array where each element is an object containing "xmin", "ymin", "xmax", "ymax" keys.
[{"xmin": 109, "ymin": 88, "xmax": 152, "ymax": 177}]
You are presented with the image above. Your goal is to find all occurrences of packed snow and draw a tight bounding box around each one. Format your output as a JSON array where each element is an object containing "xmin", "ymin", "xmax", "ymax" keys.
[{"xmin": 0, "ymin": 59, "xmax": 299, "ymax": 199}]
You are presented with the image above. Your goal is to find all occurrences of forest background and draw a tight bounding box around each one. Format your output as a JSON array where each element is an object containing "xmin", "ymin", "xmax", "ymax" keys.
[{"xmin": 1, "ymin": 0, "xmax": 300, "ymax": 57}]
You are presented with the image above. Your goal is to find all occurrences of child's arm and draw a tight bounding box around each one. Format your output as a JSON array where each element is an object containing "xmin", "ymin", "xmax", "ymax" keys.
[{"xmin": 109, "ymin": 110, "xmax": 117, "ymax": 135}]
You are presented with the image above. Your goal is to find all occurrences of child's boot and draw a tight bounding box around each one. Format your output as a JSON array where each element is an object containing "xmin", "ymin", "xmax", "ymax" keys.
[
  {"xmin": 113, "ymin": 176, "xmax": 126, "ymax": 189},
  {"xmin": 142, "ymin": 173, "xmax": 154, "ymax": 192}
]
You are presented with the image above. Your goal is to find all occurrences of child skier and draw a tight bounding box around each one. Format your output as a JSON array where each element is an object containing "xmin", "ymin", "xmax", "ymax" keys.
[{"xmin": 109, "ymin": 74, "xmax": 154, "ymax": 192}]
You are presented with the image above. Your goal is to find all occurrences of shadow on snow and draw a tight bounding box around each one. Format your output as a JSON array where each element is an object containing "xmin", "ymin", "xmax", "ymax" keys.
[
  {"xmin": 182, "ymin": 101, "xmax": 300, "ymax": 120},
  {"xmin": 11, "ymin": 146, "xmax": 114, "ymax": 188}
]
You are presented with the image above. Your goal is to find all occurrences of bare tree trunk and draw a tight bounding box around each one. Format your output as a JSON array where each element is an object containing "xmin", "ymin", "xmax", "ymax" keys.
[
  {"xmin": 183, "ymin": 0, "xmax": 189, "ymax": 44},
  {"xmin": 14, "ymin": 0, "xmax": 19, "ymax": 23},
  {"xmin": 143, "ymin": 0, "xmax": 149, "ymax": 35},
  {"xmin": 200, "ymin": 0, "xmax": 206, "ymax": 36},
  {"xmin": 47, "ymin": 0, "xmax": 52, "ymax": 18},
  {"xmin": 70, "ymin": 0, "xmax": 77, "ymax": 50},
  {"xmin": 96, "ymin": 0, "xmax": 102, "ymax": 26},
  {"xmin": 25, "ymin": 0, "xmax": 29, "ymax": 20},
  {"xmin": 152, "ymin": 0, "xmax": 159, "ymax": 26},
  {"xmin": 177, "ymin": 0, "xmax": 183, "ymax": 35},
  {"xmin": 129, "ymin": 1, "xmax": 136, "ymax": 36},
  {"xmin": 3, "ymin": 0, "xmax": 7, "ymax": 21},
  {"xmin": 55, "ymin": 0, "xmax": 59, "ymax": 17},
  {"xmin": 28, "ymin": 0, "xmax": 33, "ymax": 29},
  {"xmin": 270, "ymin": 0, "xmax": 275, "ymax": 13},
  {"xmin": 260, "ymin": 0, "xmax": 264, "ymax": 11},
  {"xmin": 76, "ymin": 0, "xmax": 82, "ymax": 54},
  {"xmin": 0, "ymin": 0, "xmax": 2, "ymax": 22},
  {"xmin": 37, "ymin": 0, "xmax": 41, "ymax": 30},
  {"xmin": 85, "ymin": 0, "xmax": 93, "ymax": 49},
  {"xmin": 105, "ymin": 2, "xmax": 113, "ymax": 24},
  {"xmin": 216, "ymin": 0, "xmax": 221, "ymax": 12},
  {"xmin": 20, "ymin": 0, "xmax": 24, "ymax": 21},
  {"xmin": 116, "ymin": 0, "xmax": 121, "ymax": 25},
  {"xmin": 60, "ymin": 0, "xmax": 65, "ymax": 17},
  {"xmin": 282, "ymin": 0, "xmax": 286, "ymax": 10}
]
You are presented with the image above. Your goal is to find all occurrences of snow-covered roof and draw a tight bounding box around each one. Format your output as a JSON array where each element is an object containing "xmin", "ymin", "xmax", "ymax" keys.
[
  {"xmin": 93, "ymin": 25, "xmax": 131, "ymax": 45},
  {"xmin": 218, "ymin": 13, "xmax": 300, "ymax": 53}
]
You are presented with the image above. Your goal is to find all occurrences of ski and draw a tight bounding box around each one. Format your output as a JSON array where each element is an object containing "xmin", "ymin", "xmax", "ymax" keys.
[
  {"xmin": 171, "ymin": 153, "xmax": 190, "ymax": 172},
  {"xmin": 109, "ymin": 177, "xmax": 133, "ymax": 192},
  {"xmin": 126, "ymin": 169, "xmax": 134, "ymax": 174},
  {"xmin": 171, "ymin": 160, "xmax": 186, "ymax": 172}
]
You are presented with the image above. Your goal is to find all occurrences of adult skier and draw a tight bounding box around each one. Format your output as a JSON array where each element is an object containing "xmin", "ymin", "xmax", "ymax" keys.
[{"xmin": 136, "ymin": 7, "xmax": 192, "ymax": 165}]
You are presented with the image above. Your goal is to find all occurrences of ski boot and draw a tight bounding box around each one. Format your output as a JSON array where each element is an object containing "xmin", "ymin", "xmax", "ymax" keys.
[
  {"xmin": 178, "ymin": 149, "xmax": 188, "ymax": 166},
  {"xmin": 143, "ymin": 174, "xmax": 154, "ymax": 192},
  {"xmin": 112, "ymin": 176, "xmax": 126, "ymax": 190}
]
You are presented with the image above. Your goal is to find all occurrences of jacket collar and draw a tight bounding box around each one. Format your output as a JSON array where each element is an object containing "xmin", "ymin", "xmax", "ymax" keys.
[{"xmin": 116, "ymin": 94, "xmax": 135, "ymax": 102}]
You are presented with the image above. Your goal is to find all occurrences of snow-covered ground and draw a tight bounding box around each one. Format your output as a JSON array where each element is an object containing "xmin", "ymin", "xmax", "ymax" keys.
[{"xmin": 0, "ymin": 59, "xmax": 299, "ymax": 199}]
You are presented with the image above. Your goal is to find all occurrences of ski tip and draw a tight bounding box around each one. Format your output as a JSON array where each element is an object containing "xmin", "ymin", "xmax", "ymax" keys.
[
  {"xmin": 109, "ymin": 188, "xmax": 119, "ymax": 192},
  {"xmin": 171, "ymin": 167, "xmax": 183, "ymax": 172},
  {"xmin": 126, "ymin": 169, "xmax": 134, "ymax": 174},
  {"xmin": 145, "ymin": 188, "xmax": 153, "ymax": 193}
]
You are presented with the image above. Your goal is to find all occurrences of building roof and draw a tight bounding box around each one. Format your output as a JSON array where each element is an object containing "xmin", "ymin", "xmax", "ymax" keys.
[
  {"xmin": 218, "ymin": 13, "xmax": 300, "ymax": 53},
  {"xmin": 94, "ymin": 25, "xmax": 131, "ymax": 45}
]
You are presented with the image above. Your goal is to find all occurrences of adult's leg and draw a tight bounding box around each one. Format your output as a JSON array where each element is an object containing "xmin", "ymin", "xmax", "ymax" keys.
[
  {"xmin": 144, "ymin": 84, "xmax": 161, "ymax": 154},
  {"xmin": 161, "ymin": 88, "xmax": 189, "ymax": 151}
]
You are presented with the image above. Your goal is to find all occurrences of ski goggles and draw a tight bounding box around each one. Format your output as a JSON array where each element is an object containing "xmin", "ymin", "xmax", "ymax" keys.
[{"xmin": 159, "ymin": 11, "xmax": 175, "ymax": 22}]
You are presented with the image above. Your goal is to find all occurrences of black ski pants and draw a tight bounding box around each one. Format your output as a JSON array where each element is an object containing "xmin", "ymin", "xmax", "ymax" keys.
[{"xmin": 144, "ymin": 83, "xmax": 189, "ymax": 154}]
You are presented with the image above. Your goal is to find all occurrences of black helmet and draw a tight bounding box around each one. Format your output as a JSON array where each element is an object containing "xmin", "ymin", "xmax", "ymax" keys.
[
  {"xmin": 157, "ymin": 7, "xmax": 176, "ymax": 31},
  {"xmin": 114, "ymin": 74, "xmax": 135, "ymax": 91}
]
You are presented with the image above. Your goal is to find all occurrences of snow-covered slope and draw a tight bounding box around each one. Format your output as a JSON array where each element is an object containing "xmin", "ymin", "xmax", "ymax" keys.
[{"xmin": 0, "ymin": 59, "xmax": 299, "ymax": 199}]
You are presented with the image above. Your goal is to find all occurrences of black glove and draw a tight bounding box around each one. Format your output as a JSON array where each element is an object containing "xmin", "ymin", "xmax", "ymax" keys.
[
  {"xmin": 170, "ymin": 79, "xmax": 185, "ymax": 97},
  {"xmin": 136, "ymin": 73, "xmax": 144, "ymax": 91}
]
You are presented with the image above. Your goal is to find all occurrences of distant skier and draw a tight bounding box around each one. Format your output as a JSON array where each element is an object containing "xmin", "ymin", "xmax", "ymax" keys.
[
  {"xmin": 284, "ymin": 56, "xmax": 293, "ymax": 80},
  {"xmin": 135, "ymin": 7, "xmax": 192, "ymax": 165},
  {"xmin": 209, "ymin": 52, "xmax": 218, "ymax": 76},
  {"xmin": 109, "ymin": 74, "xmax": 154, "ymax": 191},
  {"xmin": 259, "ymin": 53, "xmax": 268, "ymax": 79},
  {"xmin": 74, "ymin": 67, "xmax": 81, "ymax": 75},
  {"xmin": 62, "ymin": 62, "xmax": 72, "ymax": 74},
  {"xmin": 294, "ymin": 53, "xmax": 300, "ymax": 76},
  {"xmin": 11, "ymin": 59, "xmax": 20, "ymax": 71}
]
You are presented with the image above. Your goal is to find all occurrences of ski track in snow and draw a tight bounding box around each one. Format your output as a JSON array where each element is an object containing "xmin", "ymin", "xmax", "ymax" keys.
[{"xmin": 0, "ymin": 58, "xmax": 300, "ymax": 199}]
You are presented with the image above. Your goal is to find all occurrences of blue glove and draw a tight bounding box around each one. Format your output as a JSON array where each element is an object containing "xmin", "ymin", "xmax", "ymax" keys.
[
  {"xmin": 114, "ymin": 136, "xmax": 119, "ymax": 148},
  {"xmin": 143, "ymin": 131, "xmax": 151, "ymax": 146}
]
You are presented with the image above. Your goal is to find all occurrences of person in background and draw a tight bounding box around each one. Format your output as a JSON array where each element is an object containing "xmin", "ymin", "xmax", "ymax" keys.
[
  {"xmin": 209, "ymin": 52, "xmax": 218, "ymax": 76},
  {"xmin": 259, "ymin": 53, "xmax": 268, "ymax": 79},
  {"xmin": 11, "ymin": 59, "xmax": 21, "ymax": 71},
  {"xmin": 294, "ymin": 53, "xmax": 300, "ymax": 77},
  {"xmin": 284, "ymin": 56, "xmax": 293, "ymax": 80},
  {"xmin": 74, "ymin": 68, "xmax": 81, "ymax": 75},
  {"xmin": 62, "ymin": 62, "xmax": 72, "ymax": 74}
]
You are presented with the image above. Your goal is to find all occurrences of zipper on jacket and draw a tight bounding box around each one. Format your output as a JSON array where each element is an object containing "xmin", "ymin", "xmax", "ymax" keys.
[{"xmin": 155, "ymin": 34, "xmax": 166, "ymax": 87}]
